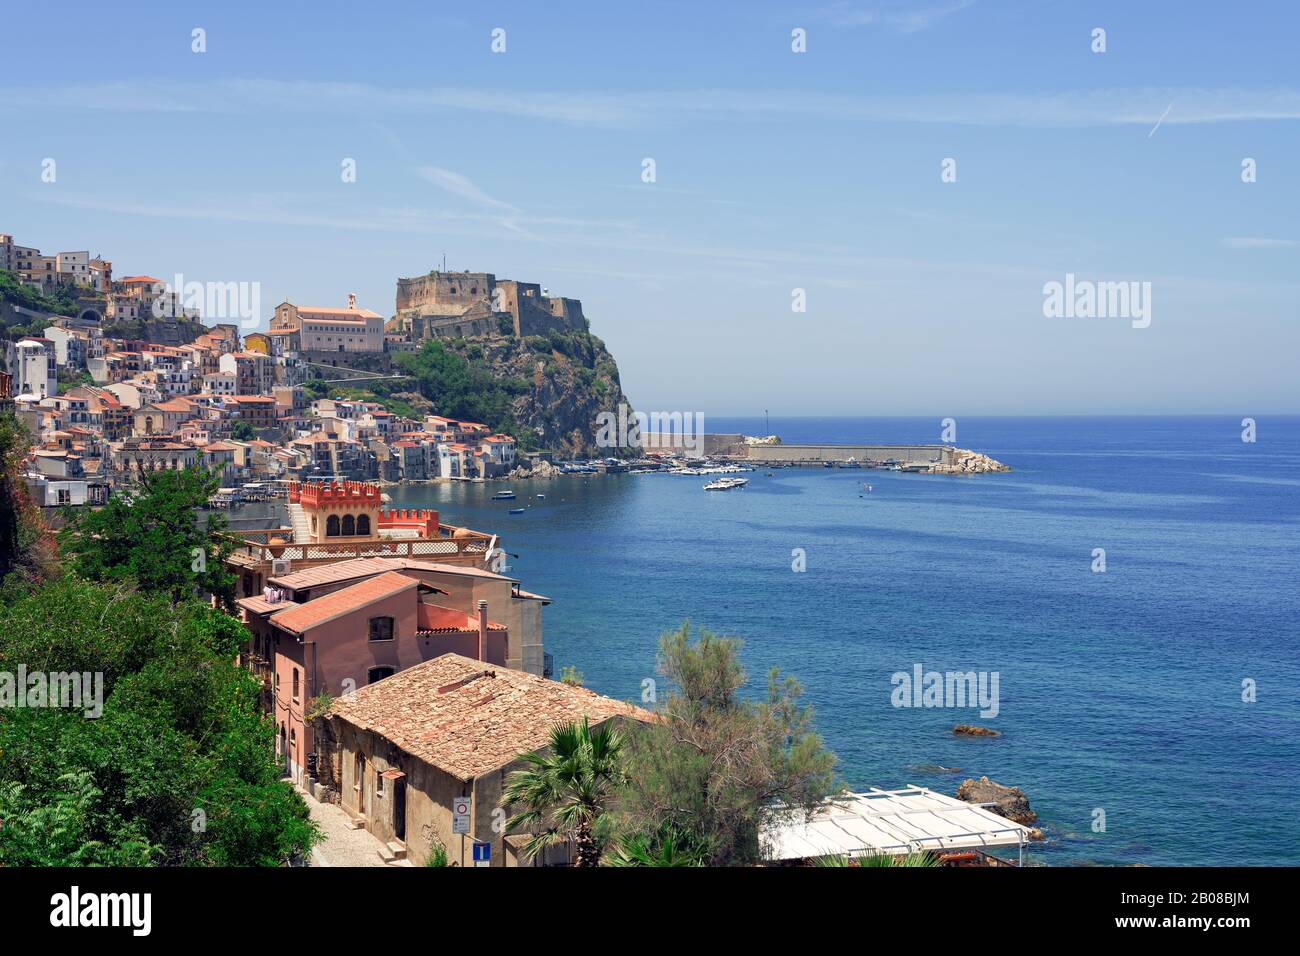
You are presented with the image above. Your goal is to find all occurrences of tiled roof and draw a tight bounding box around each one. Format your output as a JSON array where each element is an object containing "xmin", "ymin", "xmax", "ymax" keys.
[
  {"xmin": 328, "ymin": 654, "xmax": 652, "ymax": 780},
  {"xmin": 270, "ymin": 571, "xmax": 418, "ymax": 634},
  {"xmin": 416, "ymin": 604, "xmax": 506, "ymax": 634},
  {"xmin": 269, "ymin": 557, "xmax": 498, "ymax": 591}
]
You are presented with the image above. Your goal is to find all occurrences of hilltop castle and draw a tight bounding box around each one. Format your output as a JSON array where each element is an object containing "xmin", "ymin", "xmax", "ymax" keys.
[{"xmin": 387, "ymin": 271, "xmax": 587, "ymax": 346}]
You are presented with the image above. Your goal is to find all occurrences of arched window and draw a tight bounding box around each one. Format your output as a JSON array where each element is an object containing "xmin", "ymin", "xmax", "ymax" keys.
[
  {"xmin": 368, "ymin": 666, "xmax": 395, "ymax": 684},
  {"xmin": 356, "ymin": 514, "xmax": 370, "ymax": 536},
  {"xmin": 292, "ymin": 668, "xmax": 300, "ymax": 701},
  {"xmin": 326, "ymin": 515, "xmax": 340, "ymax": 536},
  {"xmin": 341, "ymin": 514, "xmax": 356, "ymax": 536}
]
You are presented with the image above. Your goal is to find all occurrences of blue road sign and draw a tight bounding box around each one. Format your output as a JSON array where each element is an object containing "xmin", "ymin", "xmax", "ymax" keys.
[{"xmin": 472, "ymin": 842, "xmax": 491, "ymax": 863}]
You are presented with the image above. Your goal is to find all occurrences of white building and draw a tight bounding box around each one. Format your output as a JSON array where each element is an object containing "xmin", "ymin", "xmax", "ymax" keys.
[{"xmin": 13, "ymin": 338, "xmax": 56, "ymax": 400}]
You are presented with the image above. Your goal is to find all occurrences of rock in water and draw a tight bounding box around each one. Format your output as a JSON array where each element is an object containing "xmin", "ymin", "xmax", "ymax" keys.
[
  {"xmin": 955, "ymin": 775, "xmax": 1038, "ymax": 826},
  {"xmin": 953, "ymin": 724, "xmax": 1000, "ymax": 737}
]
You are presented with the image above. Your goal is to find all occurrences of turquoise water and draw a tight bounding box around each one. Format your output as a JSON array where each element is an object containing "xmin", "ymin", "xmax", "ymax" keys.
[{"xmin": 387, "ymin": 416, "xmax": 1300, "ymax": 866}]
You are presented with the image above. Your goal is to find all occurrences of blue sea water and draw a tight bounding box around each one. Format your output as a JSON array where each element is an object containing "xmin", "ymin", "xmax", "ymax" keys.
[{"xmin": 386, "ymin": 416, "xmax": 1300, "ymax": 866}]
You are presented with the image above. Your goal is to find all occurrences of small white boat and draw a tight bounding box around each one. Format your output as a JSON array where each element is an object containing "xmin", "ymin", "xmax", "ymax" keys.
[
  {"xmin": 492, "ymin": 490, "xmax": 517, "ymax": 500},
  {"xmin": 704, "ymin": 477, "xmax": 749, "ymax": 491}
]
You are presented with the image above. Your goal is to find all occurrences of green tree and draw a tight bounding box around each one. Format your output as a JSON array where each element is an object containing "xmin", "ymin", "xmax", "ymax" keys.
[
  {"xmin": 614, "ymin": 623, "xmax": 838, "ymax": 865},
  {"xmin": 230, "ymin": 420, "xmax": 256, "ymax": 441},
  {"xmin": 500, "ymin": 716, "xmax": 626, "ymax": 867},
  {"xmin": 60, "ymin": 465, "xmax": 236, "ymax": 606},
  {"xmin": 0, "ymin": 576, "xmax": 319, "ymax": 866}
]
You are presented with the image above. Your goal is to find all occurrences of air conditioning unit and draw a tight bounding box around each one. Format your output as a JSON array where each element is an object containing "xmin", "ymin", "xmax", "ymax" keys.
[{"xmin": 271, "ymin": 558, "xmax": 292, "ymax": 577}]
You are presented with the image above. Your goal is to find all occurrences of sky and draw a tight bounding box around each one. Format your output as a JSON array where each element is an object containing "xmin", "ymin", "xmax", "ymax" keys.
[{"xmin": 1, "ymin": 0, "xmax": 1297, "ymax": 416}]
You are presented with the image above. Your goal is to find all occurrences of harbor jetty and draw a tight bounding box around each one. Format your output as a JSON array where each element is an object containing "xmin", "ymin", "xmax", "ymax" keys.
[{"xmin": 642, "ymin": 433, "xmax": 1010, "ymax": 474}]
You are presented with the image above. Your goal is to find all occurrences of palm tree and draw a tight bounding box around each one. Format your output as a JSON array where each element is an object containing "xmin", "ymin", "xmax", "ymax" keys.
[
  {"xmin": 500, "ymin": 717, "xmax": 626, "ymax": 867},
  {"xmin": 605, "ymin": 824, "xmax": 708, "ymax": 867},
  {"xmin": 813, "ymin": 851, "xmax": 940, "ymax": 867}
]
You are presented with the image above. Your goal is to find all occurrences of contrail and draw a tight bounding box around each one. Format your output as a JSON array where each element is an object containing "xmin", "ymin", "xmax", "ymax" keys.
[{"xmin": 1148, "ymin": 102, "xmax": 1174, "ymax": 138}]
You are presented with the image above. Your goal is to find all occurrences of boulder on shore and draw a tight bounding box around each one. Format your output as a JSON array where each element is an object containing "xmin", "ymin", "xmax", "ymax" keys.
[{"xmin": 955, "ymin": 775, "xmax": 1038, "ymax": 826}]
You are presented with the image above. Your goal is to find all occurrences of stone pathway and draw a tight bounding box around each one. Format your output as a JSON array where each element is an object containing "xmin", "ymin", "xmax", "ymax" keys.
[{"xmin": 298, "ymin": 786, "xmax": 392, "ymax": 867}]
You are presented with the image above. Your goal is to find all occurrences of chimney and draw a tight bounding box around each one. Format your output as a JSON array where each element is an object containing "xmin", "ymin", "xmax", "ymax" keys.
[
  {"xmin": 347, "ymin": 291, "xmax": 357, "ymax": 310},
  {"xmin": 476, "ymin": 600, "xmax": 489, "ymax": 662}
]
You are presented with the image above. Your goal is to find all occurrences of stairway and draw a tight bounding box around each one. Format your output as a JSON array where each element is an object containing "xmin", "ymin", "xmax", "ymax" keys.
[
  {"xmin": 376, "ymin": 841, "xmax": 408, "ymax": 865},
  {"xmin": 288, "ymin": 502, "xmax": 311, "ymax": 543}
]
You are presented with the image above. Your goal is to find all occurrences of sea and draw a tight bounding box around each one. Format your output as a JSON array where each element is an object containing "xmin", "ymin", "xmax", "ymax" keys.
[{"xmin": 382, "ymin": 416, "xmax": 1299, "ymax": 866}]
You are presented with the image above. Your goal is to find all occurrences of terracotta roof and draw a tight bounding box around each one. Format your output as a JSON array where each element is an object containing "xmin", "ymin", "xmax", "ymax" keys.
[
  {"xmin": 270, "ymin": 571, "xmax": 419, "ymax": 635},
  {"xmin": 328, "ymin": 654, "xmax": 652, "ymax": 780},
  {"xmin": 151, "ymin": 399, "xmax": 194, "ymax": 412},
  {"xmin": 416, "ymin": 604, "xmax": 506, "ymax": 634}
]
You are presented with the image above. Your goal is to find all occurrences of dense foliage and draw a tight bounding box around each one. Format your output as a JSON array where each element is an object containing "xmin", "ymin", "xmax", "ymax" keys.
[
  {"xmin": 0, "ymin": 269, "xmax": 84, "ymax": 338},
  {"xmin": 392, "ymin": 339, "xmax": 532, "ymax": 444},
  {"xmin": 60, "ymin": 465, "xmax": 236, "ymax": 606},
  {"xmin": 612, "ymin": 624, "xmax": 838, "ymax": 865},
  {"xmin": 0, "ymin": 576, "xmax": 318, "ymax": 866},
  {"xmin": 500, "ymin": 623, "xmax": 838, "ymax": 866}
]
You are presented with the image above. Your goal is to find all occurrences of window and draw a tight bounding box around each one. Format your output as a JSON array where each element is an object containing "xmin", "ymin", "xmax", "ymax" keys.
[
  {"xmin": 292, "ymin": 668, "xmax": 300, "ymax": 701},
  {"xmin": 368, "ymin": 617, "xmax": 394, "ymax": 642},
  {"xmin": 356, "ymin": 514, "xmax": 371, "ymax": 536},
  {"xmin": 326, "ymin": 514, "xmax": 340, "ymax": 536},
  {"xmin": 341, "ymin": 514, "xmax": 355, "ymax": 536},
  {"xmin": 367, "ymin": 666, "xmax": 395, "ymax": 684}
]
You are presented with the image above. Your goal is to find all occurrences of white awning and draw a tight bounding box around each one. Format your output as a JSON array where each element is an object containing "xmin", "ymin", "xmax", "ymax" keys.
[{"xmin": 761, "ymin": 786, "xmax": 1034, "ymax": 861}]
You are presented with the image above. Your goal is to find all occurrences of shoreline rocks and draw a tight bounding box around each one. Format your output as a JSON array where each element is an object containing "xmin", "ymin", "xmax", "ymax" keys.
[
  {"xmin": 507, "ymin": 459, "xmax": 563, "ymax": 480},
  {"xmin": 955, "ymin": 775, "xmax": 1039, "ymax": 827},
  {"xmin": 925, "ymin": 448, "xmax": 1011, "ymax": 475}
]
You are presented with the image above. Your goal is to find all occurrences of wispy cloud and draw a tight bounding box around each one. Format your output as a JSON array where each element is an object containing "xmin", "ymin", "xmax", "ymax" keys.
[
  {"xmin": 4, "ymin": 79, "xmax": 1300, "ymax": 129},
  {"xmin": 1222, "ymin": 237, "xmax": 1297, "ymax": 248},
  {"xmin": 817, "ymin": 0, "xmax": 976, "ymax": 33}
]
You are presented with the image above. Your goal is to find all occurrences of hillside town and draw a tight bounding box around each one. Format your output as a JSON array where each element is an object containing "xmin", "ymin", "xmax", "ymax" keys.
[{"xmin": 1, "ymin": 232, "xmax": 548, "ymax": 510}]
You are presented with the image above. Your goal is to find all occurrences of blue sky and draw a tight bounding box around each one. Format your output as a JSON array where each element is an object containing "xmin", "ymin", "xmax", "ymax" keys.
[{"xmin": 2, "ymin": 0, "xmax": 1297, "ymax": 415}]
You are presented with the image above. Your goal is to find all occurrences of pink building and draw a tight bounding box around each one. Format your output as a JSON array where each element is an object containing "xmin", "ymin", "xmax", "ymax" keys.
[{"xmin": 239, "ymin": 566, "xmax": 509, "ymax": 782}]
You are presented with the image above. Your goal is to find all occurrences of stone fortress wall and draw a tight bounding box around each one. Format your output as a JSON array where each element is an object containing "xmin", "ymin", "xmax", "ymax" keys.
[{"xmin": 391, "ymin": 270, "xmax": 587, "ymax": 343}]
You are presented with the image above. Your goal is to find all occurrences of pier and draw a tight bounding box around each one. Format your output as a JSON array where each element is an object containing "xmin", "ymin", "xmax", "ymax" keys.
[{"xmin": 741, "ymin": 443, "xmax": 955, "ymax": 468}]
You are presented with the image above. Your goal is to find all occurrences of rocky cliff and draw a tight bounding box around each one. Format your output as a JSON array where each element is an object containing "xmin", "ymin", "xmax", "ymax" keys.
[{"xmin": 389, "ymin": 330, "xmax": 631, "ymax": 458}]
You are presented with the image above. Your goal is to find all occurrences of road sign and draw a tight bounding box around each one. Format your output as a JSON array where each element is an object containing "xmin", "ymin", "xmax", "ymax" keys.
[
  {"xmin": 472, "ymin": 841, "xmax": 491, "ymax": 867},
  {"xmin": 452, "ymin": 797, "xmax": 470, "ymax": 834}
]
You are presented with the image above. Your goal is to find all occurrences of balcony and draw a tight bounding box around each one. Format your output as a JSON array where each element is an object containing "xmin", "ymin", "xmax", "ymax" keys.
[{"xmin": 221, "ymin": 525, "xmax": 496, "ymax": 570}]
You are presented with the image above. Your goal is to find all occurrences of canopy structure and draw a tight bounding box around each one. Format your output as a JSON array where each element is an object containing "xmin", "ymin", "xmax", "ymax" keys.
[{"xmin": 761, "ymin": 786, "xmax": 1034, "ymax": 865}]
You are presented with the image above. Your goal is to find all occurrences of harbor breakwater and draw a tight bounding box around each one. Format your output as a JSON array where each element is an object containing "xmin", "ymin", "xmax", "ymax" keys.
[{"xmin": 644, "ymin": 433, "xmax": 1010, "ymax": 474}]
